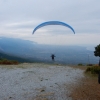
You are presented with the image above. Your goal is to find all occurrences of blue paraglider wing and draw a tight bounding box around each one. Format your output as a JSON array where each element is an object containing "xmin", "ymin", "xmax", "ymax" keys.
[{"xmin": 32, "ymin": 21, "xmax": 75, "ymax": 34}]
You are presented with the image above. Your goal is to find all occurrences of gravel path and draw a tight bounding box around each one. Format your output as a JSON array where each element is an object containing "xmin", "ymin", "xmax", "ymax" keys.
[{"xmin": 0, "ymin": 63, "xmax": 84, "ymax": 100}]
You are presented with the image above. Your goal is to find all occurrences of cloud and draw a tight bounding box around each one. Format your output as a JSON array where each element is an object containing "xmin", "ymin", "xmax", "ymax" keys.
[
  {"xmin": 0, "ymin": 0, "xmax": 100, "ymax": 46},
  {"xmin": 32, "ymin": 33, "xmax": 100, "ymax": 46}
]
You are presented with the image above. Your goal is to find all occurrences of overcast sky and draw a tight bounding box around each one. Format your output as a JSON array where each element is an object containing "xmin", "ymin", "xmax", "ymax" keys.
[{"xmin": 0, "ymin": 0, "xmax": 100, "ymax": 46}]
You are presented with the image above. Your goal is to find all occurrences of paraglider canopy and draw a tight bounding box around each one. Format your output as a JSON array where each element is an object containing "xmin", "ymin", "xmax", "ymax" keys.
[{"xmin": 32, "ymin": 21, "xmax": 75, "ymax": 34}]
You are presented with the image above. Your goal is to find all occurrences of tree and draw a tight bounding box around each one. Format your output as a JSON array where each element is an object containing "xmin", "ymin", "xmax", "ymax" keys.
[{"xmin": 94, "ymin": 44, "xmax": 100, "ymax": 66}]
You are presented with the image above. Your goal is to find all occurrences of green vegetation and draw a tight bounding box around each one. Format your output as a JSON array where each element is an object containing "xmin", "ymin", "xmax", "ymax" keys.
[
  {"xmin": 87, "ymin": 64, "xmax": 93, "ymax": 66},
  {"xmin": 0, "ymin": 52, "xmax": 33, "ymax": 63},
  {"xmin": 78, "ymin": 63, "xmax": 83, "ymax": 66},
  {"xmin": 85, "ymin": 65, "xmax": 100, "ymax": 74},
  {"xmin": 94, "ymin": 44, "xmax": 100, "ymax": 66},
  {"xmin": 0, "ymin": 59, "xmax": 19, "ymax": 65}
]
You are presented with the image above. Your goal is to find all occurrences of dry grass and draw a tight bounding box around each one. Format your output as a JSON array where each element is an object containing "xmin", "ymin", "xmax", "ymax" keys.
[
  {"xmin": 33, "ymin": 65, "xmax": 100, "ymax": 100},
  {"xmin": 70, "ymin": 70, "xmax": 100, "ymax": 100},
  {"xmin": 69, "ymin": 65, "xmax": 88, "ymax": 70},
  {"xmin": 0, "ymin": 59, "xmax": 19, "ymax": 65}
]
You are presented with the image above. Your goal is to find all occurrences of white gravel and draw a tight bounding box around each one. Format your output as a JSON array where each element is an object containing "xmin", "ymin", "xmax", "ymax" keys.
[{"xmin": 0, "ymin": 63, "xmax": 84, "ymax": 100}]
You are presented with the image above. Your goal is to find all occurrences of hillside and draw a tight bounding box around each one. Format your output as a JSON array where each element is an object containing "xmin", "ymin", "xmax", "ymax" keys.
[
  {"xmin": 0, "ymin": 37, "xmax": 98, "ymax": 65},
  {"xmin": 0, "ymin": 51, "xmax": 32, "ymax": 63}
]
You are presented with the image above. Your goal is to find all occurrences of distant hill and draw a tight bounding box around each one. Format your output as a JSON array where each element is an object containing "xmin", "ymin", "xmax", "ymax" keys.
[
  {"xmin": 0, "ymin": 51, "xmax": 33, "ymax": 63},
  {"xmin": 0, "ymin": 37, "xmax": 37, "ymax": 56},
  {"xmin": 0, "ymin": 37, "xmax": 98, "ymax": 65}
]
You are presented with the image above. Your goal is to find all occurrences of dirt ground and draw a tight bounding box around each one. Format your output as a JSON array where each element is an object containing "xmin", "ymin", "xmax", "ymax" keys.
[
  {"xmin": 1, "ymin": 64, "xmax": 100, "ymax": 100},
  {"xmin": 70, "ymin": 66, "xmax": 100, "ymax": 100},
  {"xmin": 0, "ymin": 63, "xmax": 84, "ymax": 100},
  {"xmin": 33, "ymin": 65, "xmax": 100, "ymax": 100}
]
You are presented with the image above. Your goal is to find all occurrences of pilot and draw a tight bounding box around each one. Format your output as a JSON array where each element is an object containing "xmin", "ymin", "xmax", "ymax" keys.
[{"xmin": 51, "ymin": 54, "xmax": 56, "ymax": 61}]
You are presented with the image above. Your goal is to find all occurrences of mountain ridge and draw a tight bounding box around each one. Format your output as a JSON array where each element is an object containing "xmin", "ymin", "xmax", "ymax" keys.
[{"xmin": 0, "ymin": 37, "xmax": 98, "ymax": 65}]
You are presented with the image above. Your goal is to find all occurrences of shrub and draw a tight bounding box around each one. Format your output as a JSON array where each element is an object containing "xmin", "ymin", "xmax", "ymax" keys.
[
  {"xmin": 86, "ymin": 66, "xmax": 100, "ymax": 74},
  {"xmin": 78, "ymin": 63, "xmax": 83, "ymax": 66},
  {"xmin": 0, "ymin": 59, "xmax": 19, "ymax": 65},
  {"xmin": 87, "ymin": 64, "xmax": 93, "ymax": 66},
  {"xmin": 86, "ymin": 67, "xmax": 91, "ymax": 72},
  {"xmin": 11, "ymin": 60, "xmax": 19, "ymax": 65}
]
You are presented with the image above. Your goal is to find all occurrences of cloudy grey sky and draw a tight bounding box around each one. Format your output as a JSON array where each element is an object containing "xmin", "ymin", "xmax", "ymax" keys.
[{"xmin": 0, "ymin": 0, "xmax": 100, "ymax": 46}]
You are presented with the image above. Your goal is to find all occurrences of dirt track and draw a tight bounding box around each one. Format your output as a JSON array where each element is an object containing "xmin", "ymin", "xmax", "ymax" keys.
[{"xmin": 70, "ymin": 74, "xmax": 100, "ymax": 100}]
